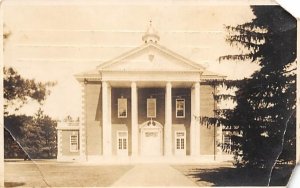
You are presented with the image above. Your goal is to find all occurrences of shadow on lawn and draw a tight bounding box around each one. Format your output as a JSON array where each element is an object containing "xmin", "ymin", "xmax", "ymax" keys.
[
  {"xmin": 4, "ymin": 182, "xmax": 25, "ymax": 187},
  {"xmin": 187, "ymin": 166, "xmax": 293, "ymax": 186}
]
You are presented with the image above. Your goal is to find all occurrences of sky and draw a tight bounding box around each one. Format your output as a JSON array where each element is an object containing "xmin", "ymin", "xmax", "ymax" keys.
[{"xmin": 3, "ymin": 0, "xmax": 261, "ymax": 119}]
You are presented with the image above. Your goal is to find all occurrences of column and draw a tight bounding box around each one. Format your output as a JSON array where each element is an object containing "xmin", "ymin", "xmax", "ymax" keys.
[
  {"xmin": 190, "ymin": 82, "xmax": 200, "ymax": 156},
  {"xmin": 102, "ymin": 81, "xmax": 112, "ymax": 157},
  {"xmin": 164, "ymin": 82, "xmax": 172, "ymax": 156},
  {"xmin": 131, "ymin": 82, "xmax": 138, "ymax": 156},
  {"xmin": 194, "ymin": 82, "xmax": 201, "ymax": 155}
]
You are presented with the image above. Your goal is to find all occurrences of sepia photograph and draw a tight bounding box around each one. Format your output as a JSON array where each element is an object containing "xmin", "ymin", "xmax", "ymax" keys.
[{"xmin": 1, "ymin": 0, "xmax": 298, "ymax": 187}]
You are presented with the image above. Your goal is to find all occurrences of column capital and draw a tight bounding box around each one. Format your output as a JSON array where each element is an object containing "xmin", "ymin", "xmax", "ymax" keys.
[
  {"xmin": 102, "ymin": 81, "xmax": 111, "ymax": 88},
  {"xmin": 193, "ymin": 82, "xmax": 200, "ymax": 88},
  {"xmin": 131, "ymin": 81, "xmax": 137, "ymax": 88},
  {"xmin": 166, "ymin": 82, "xmax": 172, "ymax": 87},
  {"xmin": 102, "ymin": 81, "xmax": 108, "ymax": 86}
]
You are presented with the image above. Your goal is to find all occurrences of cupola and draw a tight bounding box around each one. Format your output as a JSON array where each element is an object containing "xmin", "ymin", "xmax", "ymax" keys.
[{"xmin": 142, "ymin": 20, "xmax": 160, "ymax": 43}]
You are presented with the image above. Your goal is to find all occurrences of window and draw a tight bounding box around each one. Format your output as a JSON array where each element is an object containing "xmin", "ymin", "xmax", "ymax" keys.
[
  {"xmin": 180, "ymin": 138, "xmax": 184, "ymax": 149},
  {"xmin": 118, "ymin": 139, "xmax": 122, "ymax": 149},
  {"xmin": 176, "ymin": 139, "xmax": 180, "ymax": 149},
  {"xmin": 123, "ymin": 139, "xmax": 127, "ymax": 149},
  {"xmin": 117, "ymin": 131, "xmax": 128, "ymax": 150},
  {"xmin": 147, "ymin": 98, "xmax": 156, "ymax": 118},
  {"xmin": 70, "ymin": 132, "xmax": 79, "ymax": 152},
  {"xmin": 222, "ymin": 132, "xmax": 232, "ymax": 152},
  {"xmin": 223, "ymin": 135, "xmax": 231, "ymax": 146},
  {"xmin": 176, "ymin": 99, "xmax": 185, "ymax": 118},
  {"xmin": 118, "ymin": 98, "xmax": 127, "ymax": 118},
  {"xmin": 118, "ymin": 138, "xmax": 127, "ymax": 150},
  {"xmin": 176, "ymin": 138, "xmax": 185, "ymax": 149},
  {"xmin": 175, "ymin": 131, "xmax": 185, "ymax": 150}
]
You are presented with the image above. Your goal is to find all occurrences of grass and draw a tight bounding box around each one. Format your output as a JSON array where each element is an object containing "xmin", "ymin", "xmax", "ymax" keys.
[
  {"xmin": 173, "ymin": 163, "xmax": 294, "ymax": 186},
  {"xmin": 5, "ymin": 160, "xmax": 294, "ymax": 187},
  {"xmin": 5, "ymin": 161, "xmax": 133, "ymax": 187}
]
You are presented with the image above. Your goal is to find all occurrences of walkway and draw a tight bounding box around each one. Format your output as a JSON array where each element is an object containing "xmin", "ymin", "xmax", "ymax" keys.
[{"xmin": 111, "ymin": 164, "xmax": 198, "ymax": 187}]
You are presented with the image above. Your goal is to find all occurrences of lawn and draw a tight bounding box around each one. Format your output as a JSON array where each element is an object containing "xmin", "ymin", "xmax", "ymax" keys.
[
  {"xmin": 5, "ymin": 160, "xmax": 294, "ymax": 187},
  {"xmin": 5, "ymin": 160, "xmax": 133, "ymax": 187},
  {"xmin": 173, "ymin": 163, "xmax": 294, "ymax": 186}
]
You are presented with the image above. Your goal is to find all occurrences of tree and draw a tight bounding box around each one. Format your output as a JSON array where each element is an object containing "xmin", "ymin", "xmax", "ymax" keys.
[
  {"xmin": 4, "ymin": 115, "xmax": 32, "ymax": 158},
  {"xmin": 4, "ymin": 67, "xmax": 56, "ymax": 115},
  {"xmin": 19, "ymin": 109, "xmax": 57, "ymax": 159},
  {"xmin": 4, "ymin": 67, "xmax": 56, "ymax": 159},
  {"xmin": 203, "ymin": 5, "xmax": 296, "ymax": 175}
]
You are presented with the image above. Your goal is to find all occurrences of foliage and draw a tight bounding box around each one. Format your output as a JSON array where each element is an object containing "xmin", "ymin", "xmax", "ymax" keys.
[
  {"xmin": 3, "ymin": 66, "xmax": 56, "ymax": 115},
  {"xmin": 19, "ymin": 109, "xmax": 57, "ymax": 158},
  {"xmin": 203, "ymin": 5, "xmax": 296, "ymax": 171},
  {"xmin": 4, "ymin": 66, "xmax": 57, "ymax": 159},
  {"xmin": 4, "ymin": 110, "xmax": 57, "ymax": 159},
  {"xmin": 4, "ymin": 115, "xmax": 32, "ymax": 158}
]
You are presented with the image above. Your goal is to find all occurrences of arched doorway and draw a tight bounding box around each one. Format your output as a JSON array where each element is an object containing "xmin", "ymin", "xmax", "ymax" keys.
[{"xmin": 140, "ymin": 120, "xmax": 163, "ymax": 156}]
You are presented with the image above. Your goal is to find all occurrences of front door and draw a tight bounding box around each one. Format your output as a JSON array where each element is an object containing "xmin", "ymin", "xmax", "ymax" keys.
[
  {"xmin": 117, "ymin": 131, "xmax": 128, "ymax": 156},
  {"xmin": 141, "ymin": 130, "xmax": 161, "ymax": 156},
  {"xmin": 175, "ymin": 131, "xmax": 186, "ymax": 156},
  {"xmin": 140, "ymin": 121, "xmax": 163, "ymax": 156}
]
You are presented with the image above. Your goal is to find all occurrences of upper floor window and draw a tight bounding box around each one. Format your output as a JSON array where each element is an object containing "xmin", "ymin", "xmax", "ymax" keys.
[
  {"xmin": 176, "ymin": 99, "xmax": 185, "ymax": 118},
  {"xmin": 118, "ymin": 98, "xmax": 127, "ymax": 118},
  {"xmin": 147, "ymin": 98, "xmax": 156, "ymax": 118}
]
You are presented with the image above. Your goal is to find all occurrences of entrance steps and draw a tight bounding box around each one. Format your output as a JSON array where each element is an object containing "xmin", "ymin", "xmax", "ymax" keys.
[{"xmin": 80, "ymin": 155, "xmax": 234, "ymax": 165}]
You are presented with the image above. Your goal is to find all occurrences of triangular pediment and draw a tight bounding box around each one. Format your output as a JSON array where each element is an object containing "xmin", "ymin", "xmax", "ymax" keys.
[{"xmin": 97, "ymin": 43, "xmax": 205, "ymax": 72}]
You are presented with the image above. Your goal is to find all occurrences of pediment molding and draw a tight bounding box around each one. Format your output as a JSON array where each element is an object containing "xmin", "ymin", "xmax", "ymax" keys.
[{"xmin": 97, "ymin": 43, "xmax": 205, "ymax": 72}]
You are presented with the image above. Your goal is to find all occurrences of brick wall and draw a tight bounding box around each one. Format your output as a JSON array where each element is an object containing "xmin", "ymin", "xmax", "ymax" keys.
[
  {"xmin": 200, "ymin": 83, "xmax": 216, "ymax": 155},
  {"xmin": 85, "ymin": 82, "xmax": 102, "ymax": 156},
  {"xmin": 172, "ymin": 88, "xmax": 191, "ymax": 155},
  {"xmin": 111, "ymin": 88, "xmax": 131, "ymax": 155}
]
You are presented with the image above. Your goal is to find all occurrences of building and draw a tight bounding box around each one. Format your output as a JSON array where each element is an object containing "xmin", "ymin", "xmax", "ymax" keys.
[{"xmin": 56, "ymin": 22, "xmax": 230, "ymax": 163}]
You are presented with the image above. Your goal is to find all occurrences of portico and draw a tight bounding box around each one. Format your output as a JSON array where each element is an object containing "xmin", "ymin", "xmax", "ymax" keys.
[{"xmin": 99, "ymin": 80, "xmax": 202, "ymax": 158}]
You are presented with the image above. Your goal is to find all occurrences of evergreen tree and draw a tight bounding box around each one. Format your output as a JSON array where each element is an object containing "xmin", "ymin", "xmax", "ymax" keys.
[
  {"xmin": 4, "ymin": 115, "xmax": 32, "ymax": 158},
  {"xmin": 203, "ymin": 5, "xmax": 296, "ymax": 174},
  {"xmin": 19, "ymin": 109, "xmax": 57, "ymax": 159}
]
